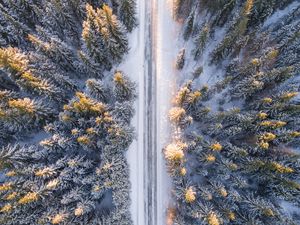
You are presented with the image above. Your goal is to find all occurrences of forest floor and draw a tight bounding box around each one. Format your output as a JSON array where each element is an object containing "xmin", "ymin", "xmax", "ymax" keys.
[{"xmin": 120, "ymin": 0, "xmax": 180, "ymax": 224}]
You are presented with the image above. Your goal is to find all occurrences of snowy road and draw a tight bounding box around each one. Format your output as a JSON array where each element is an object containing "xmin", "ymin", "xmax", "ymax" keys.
[
  {"xmin": 155, "ymin": 0, "xmax": 180, "ymax": 224},
  {"xmin": 147, "ymin": 0, "xmax": 180, "ymax": 223},
  {"xmin": 120, "ymin": 0, "xmax": 146, "ymax": 224},
  {"xmin": 122, "ymin": 0, "xmax": 179, "ymax": 224}
]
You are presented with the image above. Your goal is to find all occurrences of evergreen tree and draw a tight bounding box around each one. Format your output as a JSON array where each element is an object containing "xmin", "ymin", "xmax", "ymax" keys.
[
  {"xmin": 168, "ymin": 1, "xmax": 300, "ymax": 224},
  {"xmin": 82, "ymin": 4, "xmax": 128, "ymax": 73},
  {"xmin": 41, "ymin": 0, "xmax": 79, "ymax": 43},
  {"xmin": 86, "ymin": 78, "xmax": 110, "ymax": 103},
  {"xmin": 0, "ymin": 3, "xmax": 30, "ymax": 47},
  {"xmin": 183, "ymin": 10, "xmax": 195, "ymax": 40},
  {"xmin": 0, "ymin": 94, "xmax": 54, "ymax": 134},
  {"xmin": 28, "ymin": 32, "xmax": 84, "ymax": 76},
  {"xmin": 0, "ymin": 47, "xmax": 62, "ymax": 101},
  {"xmin": 211, "ymin": 0, "xmax": 255, "ymax": 63},
  {"xmin": 0, "ymin": 79, "xmax": 135, "ymax": 224},
  {"xmin": 113, "ymin": 70, "xmax": 136, "ymax": 102},
  {"xmin": 176, "ymin": 48, "xmax": 186, "ymax": 70},
  {"xmin": 1, "ymin": 0, "xmax": 39, "ymax": 28},
  {"xmin": 119, "ymin": 0, "xmax": 138, "ymax": 32},
  {"xmin": 193, "ymin": 24, "xmax": 210, "ymax": 59},
  {"xmin": 100, "ymin": 4, "xmax": 129, "ymax": 63},
  {"xmin": 0, "ymin": 2, "xmax": 137, "ymax": 223}
]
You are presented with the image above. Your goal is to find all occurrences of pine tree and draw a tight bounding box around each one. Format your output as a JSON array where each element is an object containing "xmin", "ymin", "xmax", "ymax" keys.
[
  {"xmin": 86, "ymin": 79, "xmax": 110, "ymax": 103},
  {"xmin": 211, "ymin": 0, "xmax": 237, "ymax": 27},
  {"xmin": 211, "ymin": 0, "xmax": 255, "ymax": 63},
  {"xmin": 0, "ymin": 1, "xmax": 136, "ymax": 223},
  {"xmin": 100, "ymin": 4, "xmax": 129, "ymax": 62},
  {"xmin": 113, "ymin": 70, "xmax": 136, "ymax": 102},
  {"xmin": 119, "ymin": 0, "xmax": 138, "ymax": 32},
  {"xmin": 41, "ymin": 0, "xmax": 79, "ymax": 43},
  {"xmin": 112, "ymin": 101, "xmax": 135, "ymax": 124},
  {"xmin": 0, "ymin": 96, "xmax": 54, "ymax": 134},
  {"xmin": 168, "ymin": 1, "xmax": 300, "ymax": 224},
  {"xmin": 176, "ymin": 48, "xmax": 186, "ymax": 70},
  {"xmin": 82, "ymin": 4, "xmax": 129, "ymax": 72},
  {"xmin": 0, "ymin": 47, "xmax": 63, "ymax": 101},
  {"xmin": 28, "ymin": 33, "xmax": 84, "ymax": 76},
  {"xmin": 0, "ymin": 4, "xmax": 30, "ymax": 47},
  {"xmin": 183, "ymin": 10, "xmax": 195, "ymax": 40},
  {"xmin": 2, "ymin": 0, "xmax": 39, "ymax": 28},
  {"xmin": 0, "ymin": 80, "xmax": 135, "ymax": 224},
  {"xmin": 193, "ymin": 24, "xmax": 210, "ymax": 60}
]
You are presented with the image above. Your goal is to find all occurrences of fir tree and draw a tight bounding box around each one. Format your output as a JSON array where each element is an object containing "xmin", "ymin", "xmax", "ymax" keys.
[
  {"xmin": 113, "ymin": 70, "xmax": 136, "ymax": 102},
  {"xmin": 176, "ymin": 48, "xmax": 186, "ymax": 70},
  {"xmin": 0, "ymin": 2, "xmax": 137, "ymax": 223},
  {"xmin": 193, "ymin": 24, "xmax": 210, "ymax": 60},
  {"xmin": 183, "ymin": 10, "xmax": 195, "ymax": 40},
  {"xmin": 82, "ymin": 4, "xmax": 129, "ymax": 72},
  {"xmin": 167, "ymin": 1, "xmax": 300, "ymax": 224},
  {"xmin": 0, "ymin": 79, "xmax": 135, "ymax": 224},
  {"xmin": 0, "ymin": 47, "xmax": 62, "ymax": 101},
  {"xmin": 100, "ymin": 4, "xmax": 129, "ymax": 63},
  {"xmin": 119, "ymin": 0, "xmax": 138, "ymax": 32},
  {"xmin": 0, "ymin": 4, "xmax": 30, "ymax": 47}
]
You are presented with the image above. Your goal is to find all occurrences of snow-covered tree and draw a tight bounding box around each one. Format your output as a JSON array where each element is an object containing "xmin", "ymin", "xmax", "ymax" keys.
[
  {"xmin": 0, "ymin": 2, "xmax": 137, "ymax": 223},
  {"xmin": 81, "ymin": 4, "xmax": 129, "ymax": 73},
  {"xmin": 167, "ymin": 1, "xmax": 300, "ymax": 224},
  {"xmin": 176, "ymin": 48, "xmax": 186, "ymax": 70},
  {"xmin": 119, "ymin": 0, "xmax": 138, "ymax": 32},
  {"xmin": 0, "ymin": 78, "xmax": 135, "ymax": 224},
  {"xmin": 113, "ymin": 70, "xmax": 136, "ymax": 102}
]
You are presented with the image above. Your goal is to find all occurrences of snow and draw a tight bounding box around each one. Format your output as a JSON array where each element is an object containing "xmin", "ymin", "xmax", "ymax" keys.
[
  {"xmin": 263, "ymin": 1, "xmax": 300, "ymax": 28},
  {"xmin": 18, "ymin": 130, "xmax": 49, "ymax": 146},
  {"xmin": 280, "ymin": 201, "xmax": 300, "ymax": 217},
  {"xmin": 120, "ymin": 0, "xmax": 180, "ymax": 224},
  {"xmin": 119, "ymin": 0, "xmax": 145, "ymax": 224},
  {"xmin": 155, "ymin": 0, "xmax": 180, "ymax": 224},
  {"xmin": 199, "ymin": 26, "xmax": 227, "ymax": 86},
  {"xmin": 177, "ymin": 17, "xmax": 230, "ymax": 113}
]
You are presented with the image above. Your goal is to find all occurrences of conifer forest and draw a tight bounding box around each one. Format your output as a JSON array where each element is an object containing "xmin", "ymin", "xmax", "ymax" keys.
[{"xmin": 0, "ymin": 0, "xmax": 300, "ymax": 225}]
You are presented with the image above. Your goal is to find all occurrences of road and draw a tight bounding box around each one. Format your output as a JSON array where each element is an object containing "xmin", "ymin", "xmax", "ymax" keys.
[
  {"xmin": 123, "ymin": 0, "xmax": 179, "ymax": 224},
  {"xmin": 144, "ymin": 0, "xmax": 156, "ymax": 223},
  {"xmin": 146, "ymin": 0, "xmax": 179, "ymax": 224}
]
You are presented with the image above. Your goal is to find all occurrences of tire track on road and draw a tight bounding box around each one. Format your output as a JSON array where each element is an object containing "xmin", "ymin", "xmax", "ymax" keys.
[{"xmin": 144, "ymin": 0, "xmax": 157, "ymax": 224}]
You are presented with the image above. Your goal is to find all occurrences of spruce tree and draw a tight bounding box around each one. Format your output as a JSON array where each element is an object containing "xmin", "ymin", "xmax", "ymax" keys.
[
  {"xmin": 0, "ymin": 4, "xmax": 30, "ymax": 47},
  {"xmin": 0, "ymin": 2, "xmax": 138, "ymax": 223},
  {"xmin": 176, "ymin": 48, "xmax": 186, "ymax": 70},
  {"xmin": 0, "ymin": 78, "xmax": 135, "ymax": 224},
  {"xmin": 193, "ymin": 24, "xmax": 210, "ymax": 60},
  {"xmin": 100, "ymin": 4, "xmax": 129, "ymax": 63},
  {"xmin": 183, "ymin": 10, "xmax": 195, "ymax": 40},
  {"xmin": 119, "ymin": 0, "xmax": 138, "ymax": 32},
  {"xmin": 82, "ymin": 4, "xmax": 129, "ymax": 73},
  {"xmin": 168, "ymin": 1, "xmax": 300, "ymax": 224},
  {"xmin": 113, "ymin": 70, "xmax": 136, "ymax": 102},
  {"xmin": 0, "ymin": 47, "xmax": 62, "ymax": 101}
]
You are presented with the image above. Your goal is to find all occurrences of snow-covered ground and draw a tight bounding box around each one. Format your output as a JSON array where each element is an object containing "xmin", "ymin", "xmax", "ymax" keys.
[
  {"xmin": 263, "ymin": 1, "xmax": 300, "ymax": 28},
  {"xmin": 119, "ymin": 0, "xmax": 146, "ymax": 224},
  {"xmin": 155, "ymin": 0, "xmax": 180, "ymax": 224},
  {"xmin": 121, "ymin": 0, "xmax": 179, "ymax": 224}
]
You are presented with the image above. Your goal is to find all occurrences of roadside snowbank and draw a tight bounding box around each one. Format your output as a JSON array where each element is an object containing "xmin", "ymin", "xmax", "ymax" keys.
[{"xmin": 119, "ymin": 0, "xmax": 146, "ymax": 224}]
